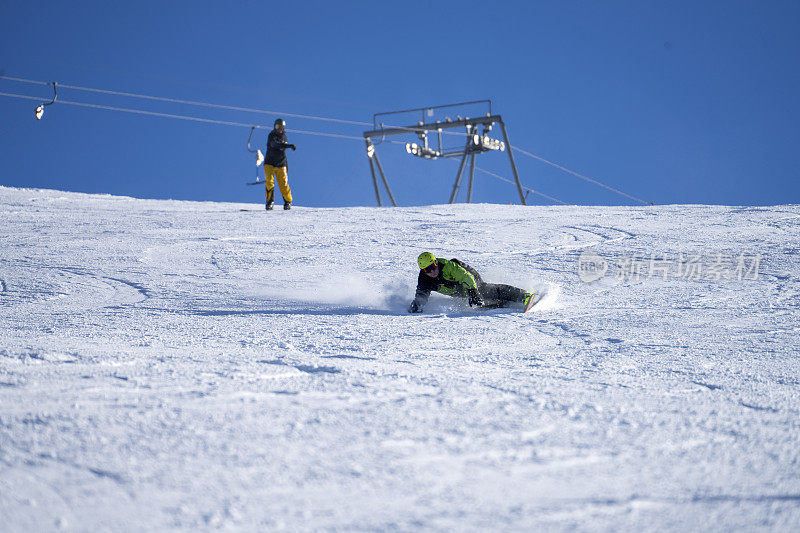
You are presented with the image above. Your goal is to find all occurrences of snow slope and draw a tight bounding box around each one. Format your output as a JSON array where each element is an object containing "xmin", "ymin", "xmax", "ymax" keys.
[{"xmin": 1, "ymin": 186, "xmax": 798, "ymax": 531}]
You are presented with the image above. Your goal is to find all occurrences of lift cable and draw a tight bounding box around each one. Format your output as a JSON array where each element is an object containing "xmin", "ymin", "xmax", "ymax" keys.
[
  {"xmin": 0, "ymin": 75, "xmax": 371, "ymax": 127},
  {"xmin": 0, "ymin": 75, "xmax": 467, "ymax": 137},
  {"xmin": 474, "ymin": 166, "xmax": 569, "ymax": 206},
  {"xmin": 509, "ymin": 145, "xmax": 650, "ymax": 205},
  {"xmin": 0, "ymin": 90, "xmax": 386, "ymax": 142}
]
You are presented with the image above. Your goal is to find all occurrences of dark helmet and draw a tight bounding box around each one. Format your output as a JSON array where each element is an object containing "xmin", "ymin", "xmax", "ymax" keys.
[{"xmin": 274, "ymin": 118, "xmax": 286, "ymax": 128}]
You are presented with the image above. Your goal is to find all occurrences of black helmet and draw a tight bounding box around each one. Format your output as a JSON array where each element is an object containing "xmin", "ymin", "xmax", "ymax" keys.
[{"xmin": 274, "ymin": 118, "xmax": 286, "ymax": 127}]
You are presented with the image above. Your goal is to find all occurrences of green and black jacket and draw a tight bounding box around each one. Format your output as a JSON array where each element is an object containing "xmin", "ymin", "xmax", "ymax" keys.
[{"xmin": 412, "ymin": 258, "xmax": 478, "ymax": 308}]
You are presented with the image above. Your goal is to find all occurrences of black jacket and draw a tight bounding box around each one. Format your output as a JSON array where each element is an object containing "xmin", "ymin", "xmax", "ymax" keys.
[{"xmin": 265, "ymin": 129, "xmax": 292, "ymax": 167}]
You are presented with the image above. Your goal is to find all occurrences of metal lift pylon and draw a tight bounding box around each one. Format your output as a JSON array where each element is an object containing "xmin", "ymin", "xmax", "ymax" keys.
[{"xmin": 363, "ymin": 100, "xmax": 526, "ymax": 206}]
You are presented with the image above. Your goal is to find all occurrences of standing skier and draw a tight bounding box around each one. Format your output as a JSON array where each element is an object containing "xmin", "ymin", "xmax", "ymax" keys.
[
  {"xmin": 264, "ymin": 118, "xmax": 296, "ymax": 210},
  {"xmin": 408, "ymin": 252, "xmax": 534, "ymax": 313}
]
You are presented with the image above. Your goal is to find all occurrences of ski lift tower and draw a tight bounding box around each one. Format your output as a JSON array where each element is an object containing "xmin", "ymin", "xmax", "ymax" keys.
[{"xmin": 362, "ymin": 100, "xmax": 527, "ymax": 206}]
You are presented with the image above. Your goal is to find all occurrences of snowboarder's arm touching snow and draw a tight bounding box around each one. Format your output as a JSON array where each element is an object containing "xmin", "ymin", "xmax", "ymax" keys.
[{"xmin": 409, "ymin": 274, "xmax": 434, "ymax": 313}]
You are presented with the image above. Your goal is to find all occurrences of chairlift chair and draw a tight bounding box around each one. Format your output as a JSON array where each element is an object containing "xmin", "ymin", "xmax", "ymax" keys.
[
  {"xmin": 246, "ymin": 126, "xmax": 266, "ymax": 185},
  {"xmin": 34, "ymin": 82, "xmax": 57, "ymax": 120}
]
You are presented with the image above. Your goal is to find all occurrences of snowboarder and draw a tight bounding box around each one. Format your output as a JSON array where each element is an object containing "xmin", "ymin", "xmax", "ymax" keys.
[
  {"xmin": 264, "ymin": 118, "xmax": 296, "ymax": 210},
  {"xmin": 408, "ymin": 252, "xmax": 535, "ymax": 313}
]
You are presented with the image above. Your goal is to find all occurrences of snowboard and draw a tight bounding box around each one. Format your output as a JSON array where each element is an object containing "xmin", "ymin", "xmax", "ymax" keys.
[
  {"xmin": 477, "ymin": 290, "xmax": 543, "ymax": 312},
  {"xmin": 523, "ymin": 291, "xmax": 544, "ymax": 313}
]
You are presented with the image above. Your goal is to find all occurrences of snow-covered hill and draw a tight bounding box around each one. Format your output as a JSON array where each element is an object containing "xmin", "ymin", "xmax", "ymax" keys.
[{"xmin": 1, "ymin": 186, "xmax": 798, "ymax": 530}]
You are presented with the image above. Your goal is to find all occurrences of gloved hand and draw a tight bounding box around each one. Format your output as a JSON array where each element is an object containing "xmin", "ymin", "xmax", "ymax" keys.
[
  {"xmin": 289, "ymin": 144, "xmax": 297, "ymax": 151},
  {"xmin": 408, "ymin": 300, "xmax": 422, "ymax": 313},
  {"xmin": 468, "ymin": 288, "xmax": 484, "ymax": 307}
]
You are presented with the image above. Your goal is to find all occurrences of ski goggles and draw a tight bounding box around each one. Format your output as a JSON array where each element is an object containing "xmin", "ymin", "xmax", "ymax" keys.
[{"xmin": 423, "ymin": 262, "xmax": 438, "ymax": 273}]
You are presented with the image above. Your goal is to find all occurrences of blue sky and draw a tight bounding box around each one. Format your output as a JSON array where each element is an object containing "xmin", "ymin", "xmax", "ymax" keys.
[{"xmin": 1, "ymin": 1, "xmax": 799, "ymax": 207}]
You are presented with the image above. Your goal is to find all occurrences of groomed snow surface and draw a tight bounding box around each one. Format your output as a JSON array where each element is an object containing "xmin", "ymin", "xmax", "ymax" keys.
[{"xmin": 1, "ymin": 186, "xmax": 799, "ymax": 531}]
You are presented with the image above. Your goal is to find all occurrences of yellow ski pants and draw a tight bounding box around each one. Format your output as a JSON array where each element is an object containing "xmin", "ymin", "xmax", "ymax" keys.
[{"xmin": 264, "ymin": 165, "xmax": 292, "ymax": 203}]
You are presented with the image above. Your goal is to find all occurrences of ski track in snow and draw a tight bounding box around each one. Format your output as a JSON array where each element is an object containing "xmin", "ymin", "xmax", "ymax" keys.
[{"xmin": 1, "ymin": 187, "xmax": 799, "ymax": 530}]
